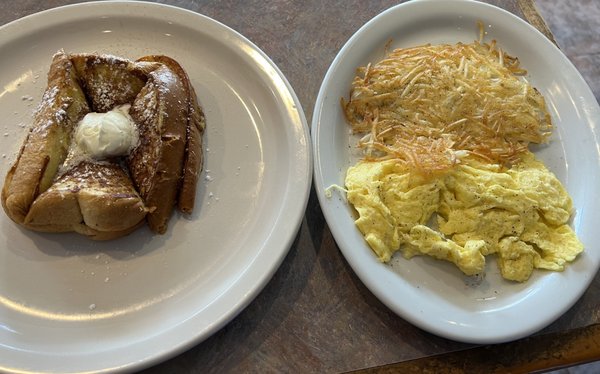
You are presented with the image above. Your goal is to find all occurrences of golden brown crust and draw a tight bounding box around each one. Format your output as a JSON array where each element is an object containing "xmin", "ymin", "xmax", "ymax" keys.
[
  {"xmin": 137, "ymin": 55, "xmax": 205, "ymax": 214},
  {"xmin": 24, "ymin": 162, "xmax": 148, "ymax": 237},
  {"xmin": 70, "ymin": 54, "xmax": 152, "ymax": 112},
  {"xmin": 2, "ymin": 51, "xmax": 89, "ymax": 224},
  {"xmin": 128, "ymin": 64, "xmax": 188, "ymax": 234},
  {"xmin": 178, "ymin": 92, "xmax": 204, "ymax": 214}
]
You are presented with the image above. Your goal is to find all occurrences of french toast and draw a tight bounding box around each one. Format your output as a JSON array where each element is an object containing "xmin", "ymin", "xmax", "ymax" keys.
[
  {"xmin": 135, "ymin": 55, "xmax": 206, "ymax": 216},
  {"xmin": 127, "ymin": 62, "xmax": 188, "ymax": 234},
  {"xmin": 1, "ymin": 50, "xmax": 205, "ymax": 240},
  {"xmin": 70, "ymin": 53, "xmax": 152, "ymax": 112},
  {"xmin": 2, "ymin": 51, "xmax": 90, "ymax": 224},
  {"xmin": 25, "ymin": 162, "xmax": 147, "ymax": 240}
]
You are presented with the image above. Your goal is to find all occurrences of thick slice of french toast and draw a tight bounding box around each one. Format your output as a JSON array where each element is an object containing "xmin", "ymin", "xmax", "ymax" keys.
[
  {"xmin": 128, "ymin": 63, "xmax": 188, "ymax": 234},
  {"xmin": 137, "ymin": 55, "xmax": 205, "ymax": 214},
  {"xmin": 2, "ymin": 51, "xmax": 89, "ymax": 224},
  {"xmin": 71, "ymin": 53, "xmax": 151, "ymax": 113},
  {"xmin": 25, "ymin": 162, "xmax": 148, "ymax": 240}
]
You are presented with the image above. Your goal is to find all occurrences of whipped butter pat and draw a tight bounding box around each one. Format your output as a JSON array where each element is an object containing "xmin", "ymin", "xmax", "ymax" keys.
[
  {"xmin": 58, "ymin": 104, "xmax": 139, "ymax": 176},
  {"xmin": 75, "ymin": 104, "xmax": 138, "ymax": 159}
]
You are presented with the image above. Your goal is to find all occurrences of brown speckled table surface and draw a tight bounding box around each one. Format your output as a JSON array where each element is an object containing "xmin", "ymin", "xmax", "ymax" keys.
[{"xmin": 2, "ymin": 0, "xmax": 599, "ymax": 373}]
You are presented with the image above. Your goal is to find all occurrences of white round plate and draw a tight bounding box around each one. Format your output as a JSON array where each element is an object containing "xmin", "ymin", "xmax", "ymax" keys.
[
  {"xmin": 0, "ymin": 2, "xmax": 311, "ymax": 373},
  {"xmin": 313, "ymin": 0, "xmax": 600, "ymax": 344}
]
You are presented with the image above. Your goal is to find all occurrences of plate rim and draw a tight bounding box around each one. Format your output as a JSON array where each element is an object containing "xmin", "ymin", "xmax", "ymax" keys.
[
  {"xmin": 0, "ymin": 1, "xmax": 312, "ymax": 372},
  {"xmin": 312, "ymin": 0, "xmax": 600, "ymax": 344}
]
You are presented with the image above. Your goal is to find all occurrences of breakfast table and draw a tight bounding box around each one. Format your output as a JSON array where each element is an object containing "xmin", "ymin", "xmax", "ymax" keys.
[{"xmin": 1, "ymin": 0, "xmax": 599, "ymax": 373}]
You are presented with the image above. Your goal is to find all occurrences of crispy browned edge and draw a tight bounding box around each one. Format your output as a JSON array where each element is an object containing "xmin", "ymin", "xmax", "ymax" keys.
[
  {"xmin": 136, "ymin": 55, "xmax": 205, "ymax": 215},
  {"xmin": 27, "ymin": 219, "xmax": 146, "ymax": 241}
]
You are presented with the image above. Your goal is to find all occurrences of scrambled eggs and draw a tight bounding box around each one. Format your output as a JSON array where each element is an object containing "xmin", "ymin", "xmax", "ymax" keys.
[{"xmin": 345, "ymin": 152, "xmax": 583, "ymax": 282}]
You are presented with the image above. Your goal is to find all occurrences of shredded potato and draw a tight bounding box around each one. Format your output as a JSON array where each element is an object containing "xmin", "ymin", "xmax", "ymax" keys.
[{"xmin": 342, "ymin": 28, "xmax": 552, "ymax": 174}]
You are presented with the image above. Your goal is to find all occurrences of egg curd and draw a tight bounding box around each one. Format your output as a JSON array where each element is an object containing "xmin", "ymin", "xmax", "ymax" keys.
[{"xmin": 345, "ymin": 152, "xmax": 583, "ymax": 282}]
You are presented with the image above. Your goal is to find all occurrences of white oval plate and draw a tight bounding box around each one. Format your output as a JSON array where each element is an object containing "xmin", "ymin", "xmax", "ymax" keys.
[
  {"xmin": 313, "ymin": 0, "xmax": 600, "ymax": 344},
  {"xmin": 0, "ymin": 2, "xmax": 311, "ymax": 373}
]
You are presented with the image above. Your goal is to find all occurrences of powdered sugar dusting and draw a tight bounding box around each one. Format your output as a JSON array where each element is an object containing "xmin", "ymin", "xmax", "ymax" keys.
[{"xmin": 31, "ymin": 86, "xmax": 67, "ymax": 135}]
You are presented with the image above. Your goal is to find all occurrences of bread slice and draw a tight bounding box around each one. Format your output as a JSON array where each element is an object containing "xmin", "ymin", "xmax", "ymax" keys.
[
  {"xmin": 137, "ymin": 55, "xmax": 205, "ymax": 214},
  {"xmin": 128, "ymin": 63, "xmax": 188, "ymax": 233},
  {"xmin": 2, "ymin": 51, "xmax": 89, "ymax": 224},
  {"xmin": 70, "ymin": 53, "xmax": 151, "ymax": 112},
  {"xmin": 2, "ymin": 51, "xmax": 205, "ymax": 239},
  {"xmin": 24, "ymin": 161, "xmax": 148, "ymax": 240}
]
